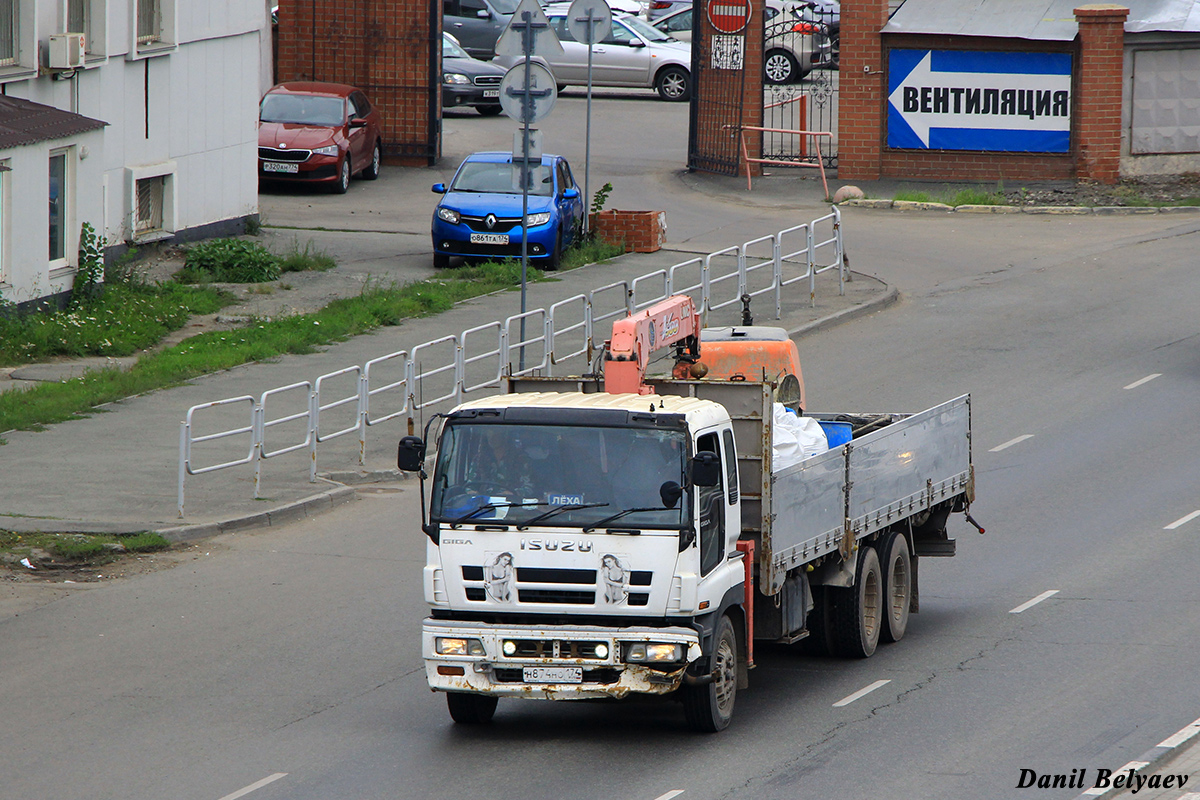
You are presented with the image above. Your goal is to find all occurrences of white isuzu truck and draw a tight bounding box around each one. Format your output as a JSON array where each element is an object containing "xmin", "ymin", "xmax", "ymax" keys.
[{"xmin": 397, "ymin": 295, "xmax": 980, "ymax": 731}]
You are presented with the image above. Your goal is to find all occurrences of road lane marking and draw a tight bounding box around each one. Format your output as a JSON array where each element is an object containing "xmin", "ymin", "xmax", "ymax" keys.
[
  {"xmin": 833, "ymin": 679, "xmax": 891, "ymax": 707},
  {"xmin": 218, "ymin": 774, "xmax": 288, "ymax": 800},
  {"xmin": 1165, "ymin": 510, "xmax": 1200, "ymax": 530},
  {"xmin": 990, "ymin": 434, "xmax": 1033, "ymax": 452},
  {"xmin": 1010, "ymin": 590, "xmax": 1059, "ymax": 613},
  {"xmin": 1124, "ymin": 373, "xmax": 1161, "ymax": 390},
  {"xmin": 653, "ymin": 791, "xmax": 685, "ymax": 800}
]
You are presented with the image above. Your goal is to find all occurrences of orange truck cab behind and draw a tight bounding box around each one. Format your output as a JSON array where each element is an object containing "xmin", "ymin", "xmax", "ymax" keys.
[{"xmin": 673, "ymin": 326, "xmax": 806, "ymax": 412}]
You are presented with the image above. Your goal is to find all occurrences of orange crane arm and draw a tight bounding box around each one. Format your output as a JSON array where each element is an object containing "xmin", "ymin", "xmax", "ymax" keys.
[{"xmin": 604, "ymin": 295, "xmax": 701, "ymax": 395}]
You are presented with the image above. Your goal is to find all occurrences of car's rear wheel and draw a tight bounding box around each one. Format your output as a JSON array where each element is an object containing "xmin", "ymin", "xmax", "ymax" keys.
[
  {"xmin": 764, "ymin": 48, "xmax": 799, "ymax": 84},
  {"xmin": 477, "ymin": 105, "xmax": 503, "ymax": 116},
  {"xmin": 362, "ymin": 140, "xmax": 382, "ymax": 180},
  {"xmin": 655, "ymin": 66, "xmax": 691, "ymax": 102},
  {"xmin": 332, "ymin": 157, "xmax": 351, "ymax": 194}
]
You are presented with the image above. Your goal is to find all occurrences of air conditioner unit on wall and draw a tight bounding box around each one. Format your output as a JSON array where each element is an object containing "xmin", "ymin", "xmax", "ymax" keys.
[{"xmin": 48, "ymin": 33, "xmax": 86, "ymax": 69}]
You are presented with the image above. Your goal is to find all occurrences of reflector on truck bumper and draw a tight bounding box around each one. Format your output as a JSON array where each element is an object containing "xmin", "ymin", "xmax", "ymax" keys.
[{"xmin": 423, "ymin": 620, "xmax": 700, "ymax": 700}]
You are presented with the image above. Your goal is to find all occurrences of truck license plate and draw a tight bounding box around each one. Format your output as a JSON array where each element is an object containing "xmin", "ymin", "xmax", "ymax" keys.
[
  {"xmin": 523, "ymin": 666, "xmax": 583, "ymax": 684},
  {"xmin": 483, "ymin": 89, "xmax": 499, "ymax": 98},
  {"xmin": 262, "ymin": 161, "xmax": 299, "ymax": 174},
  {"xmin": 470, "ymin": 233, "xmax": 509, "ymax": 244}
]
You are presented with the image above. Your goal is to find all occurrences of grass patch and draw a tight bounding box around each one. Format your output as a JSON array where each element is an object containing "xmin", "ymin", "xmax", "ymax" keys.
[
  {"xmin": 0, "ymin": 240, "xmax": 623, "ymax": 436},
  {"xmin": 280, "ymin": 241, "xmax": 337, "ymax": 273},
  {"xmin": 893, "ymin": 186, "xmax": 1009, "ymax": 206},
  {"xmin": 0, "ymin": 529, "xmax": 171, "ymax": 565},
  {"xmin": 178, "ymin": 238, "xmax": 282, "ymax": 283},
  {"xmin": 0, "ymin": 282, "xmax": 232, "ymax": 366}
]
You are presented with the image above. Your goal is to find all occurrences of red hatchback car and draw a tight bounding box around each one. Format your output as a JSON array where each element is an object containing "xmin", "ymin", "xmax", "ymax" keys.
[{"xmin": 258, "ymin": 82, "xmax": 384, "ymax": 193}]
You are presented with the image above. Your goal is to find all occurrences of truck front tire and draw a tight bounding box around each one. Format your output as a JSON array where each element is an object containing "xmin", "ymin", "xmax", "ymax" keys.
[
  {"xmin": 683, "ymin": 615, "xmax": 737, "ymax": 732},
  {"xmin": 830, "ymin": 545, "xmax": 883, "ymax": 658},
  {"xmin": 446, "ymin": 692, "xmax": 498, "ymax": 724}
]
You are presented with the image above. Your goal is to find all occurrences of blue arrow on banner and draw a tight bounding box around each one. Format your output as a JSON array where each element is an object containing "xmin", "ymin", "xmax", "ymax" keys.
[{"xmin": 887, "ymin": 49, "xmax": 1073, "ymax": 153}]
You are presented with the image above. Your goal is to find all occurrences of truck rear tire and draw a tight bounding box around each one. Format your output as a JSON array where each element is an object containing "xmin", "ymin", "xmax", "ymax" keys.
[
  {"xmin": 446, "ymin": 692, "xmax": 498, "ymax": 724},
  {"xmin": 683, "ymin": 615, "xmax": 737, "ymax": 732},
  {"xmin": 830, "ymin": 546, "xmax": 883, "ymax": 658},
  {"xmin": 802, "ymin": 585, "xmax": 837, "ymax": 656},
  {"xmin": 877, "ymin": 532, "xmax": 912, "ymax": 643}
]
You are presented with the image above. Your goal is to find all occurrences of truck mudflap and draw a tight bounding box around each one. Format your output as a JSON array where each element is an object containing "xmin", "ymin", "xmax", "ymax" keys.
[{"xmin": 423, "ymin": 620, "xmax": 702, "ymax": 700}]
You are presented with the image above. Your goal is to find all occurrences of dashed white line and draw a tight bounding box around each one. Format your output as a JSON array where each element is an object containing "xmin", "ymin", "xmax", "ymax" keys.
[
  {"xmin": 833, "ymin": 679, "xmax": 891, "ymax": 707},
  {"xmin": 1124, "ymin": 373, "xmax": 1162, "ymax": 390},
  {"xmin": 990, "ymin": 434, "xmax": 1034, "ymax": 452},
  {"xmin": 1010, "ymin": 590, "xmax": 1059, "ymax": 614},
  {"xmin": 1165, "ymin": 510, "xmax": 1200, "ymax": 530},
  {"xmin": 218, "ymin": 774, "xmax": 288, "ymax": 800},
  {"xmin": 653, "ymin": 791, "xmax": 685, "ymax": 800},
  {"xmin": 1080, "ymin": 761, "xmax": 1149, "ymax": 796},
  {"xmin": 1159, "ymin": 717, "xmax": 1200, "ymax": 748}
]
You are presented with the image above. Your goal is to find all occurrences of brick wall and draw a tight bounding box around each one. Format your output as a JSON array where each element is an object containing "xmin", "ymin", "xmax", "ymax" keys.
[
  {"xmin": 690, "ymin": 0, "xmax": 765, "ymax": 175},
  {"xmin": 592, "ymin": 210, "xmax": 667, "ymax": 252},
  {"xmin": 275, "ymin": 0, "xmax": 439, "ymax": 165},
  {"xmin": 1075, "ymin": 4, "xmax": 1129, "ymax": 183},
  {"xmin": 838, "ymin": 0, "xmax": 1129, "ymax": 184}
]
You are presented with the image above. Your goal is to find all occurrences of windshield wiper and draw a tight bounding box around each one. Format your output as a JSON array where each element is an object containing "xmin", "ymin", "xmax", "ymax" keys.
[
  {"xmin": 517, "ymin": 502, "xmax": 609, "ymax": 531},
  {"xmin": 584, "ymin": 507, "xmax": 663, "ymax": 533},
  {"xmin": 446, "ymin": 501, "xmax": 549, "ymax": 527}
]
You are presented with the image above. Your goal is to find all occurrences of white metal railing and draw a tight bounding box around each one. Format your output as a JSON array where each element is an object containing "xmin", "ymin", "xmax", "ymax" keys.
[{"xmin": 177, "ymin": 209, "xmax": 844, "ymax": 516}]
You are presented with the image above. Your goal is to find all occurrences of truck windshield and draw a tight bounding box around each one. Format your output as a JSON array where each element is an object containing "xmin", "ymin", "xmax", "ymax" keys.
[{"xmin": 430, "ymin": 422, "xmax": 687, "ymax": 529}]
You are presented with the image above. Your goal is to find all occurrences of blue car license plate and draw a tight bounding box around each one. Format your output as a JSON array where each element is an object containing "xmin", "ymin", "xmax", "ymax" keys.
[{"xmin": 469, "ymin": 233, "xmax": 509, "ymax": 244}]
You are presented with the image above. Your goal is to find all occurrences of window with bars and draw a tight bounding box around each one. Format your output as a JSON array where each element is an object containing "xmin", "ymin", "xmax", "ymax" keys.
[
  {"xmin": 0, "ymin": 0, "xmax": 16, "ymax": 66},
  {"xmin": 137, "ymin": 0, "xmax": 160, "ymax": 44},
  {"xmin": 134, "ymin": 176, "xmax": 164, "ymax": 234}
]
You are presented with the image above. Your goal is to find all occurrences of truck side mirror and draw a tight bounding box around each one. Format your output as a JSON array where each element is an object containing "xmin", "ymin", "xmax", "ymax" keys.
[
  {"xmin": 397, "ymin": 436, "xmax": 426, "ymax": 472},
  {"xmin": 659, "ymin": 480, "xmax": 682, "ymax": 509},
  {"xmin": 690, "ymin": 452, "xmax": 721, "ymax": 487}
]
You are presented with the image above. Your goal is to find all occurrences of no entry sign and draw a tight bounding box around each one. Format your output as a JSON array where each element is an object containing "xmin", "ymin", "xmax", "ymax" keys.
[{"xmin": 707, "ymin": 0, "xmax": 751, "ymax": 34}]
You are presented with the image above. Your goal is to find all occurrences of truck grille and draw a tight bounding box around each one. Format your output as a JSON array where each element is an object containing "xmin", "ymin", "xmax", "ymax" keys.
[
  {"xmin": 460, "ymin": 564, "xmax": 652, "ymax": 605},
  {"xmin": 506, "ymin": 639, "xmax": 609, "ymax": 658},
  {"xmin": 518, "ymin": 589, "xmax": 594, "ymax": 604}
]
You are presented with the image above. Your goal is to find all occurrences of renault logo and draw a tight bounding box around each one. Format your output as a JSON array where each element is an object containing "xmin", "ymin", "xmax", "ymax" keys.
[{"xmin": 485, "ymin": 214, "xmax": 497, "ymax": 230}]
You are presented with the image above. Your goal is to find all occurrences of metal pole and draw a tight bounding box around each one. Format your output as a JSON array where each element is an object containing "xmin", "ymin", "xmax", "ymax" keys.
[
  {"xmin": 518, "ymin": 11, "xmax": 534, "ymax": 372},
  {"xmin": 584, "ymin": 30, "xmax": 594, "ymax": 235}
]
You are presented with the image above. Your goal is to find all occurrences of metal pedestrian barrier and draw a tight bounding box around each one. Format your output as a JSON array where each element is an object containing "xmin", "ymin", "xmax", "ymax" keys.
[{"xmin": 177, "ymin": 210, "xmax": 844, "ymax": 516}]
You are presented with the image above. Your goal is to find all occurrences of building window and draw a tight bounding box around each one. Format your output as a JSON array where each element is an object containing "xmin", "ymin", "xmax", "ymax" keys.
[
  {"xmin": 49, "ymin": 150, "xmax": 68, "ymax": 262},
  {"xmin": 136, "ymin": 0, "xmax": 159, "ymax": 44},
  {"xmin": 67, "ymin": 0, "xmax": 89, "ymax": 47},
  {"xmin": 0, "ymin": 0, "xmax": 16, "ymax": 66},
  {"xmin": 134, "ymin": 175, "xmax": 163, "ymax": 234},
  {"xmin": 0, "ymin": 160, "xmax": 8, "ymax": 286}
]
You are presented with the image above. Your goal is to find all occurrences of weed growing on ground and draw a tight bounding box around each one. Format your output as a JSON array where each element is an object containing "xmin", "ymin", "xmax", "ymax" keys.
[
  {"xmin": 893, "ymin": 185, "xmax": 1008, "ymax": 206},
  {"xmin": 0, "ymin": 529, "xmax": 170, "ymax": 566},
  {"xmin": 178, "ymin": 239, "xmax": 282, "ymax": 283}
]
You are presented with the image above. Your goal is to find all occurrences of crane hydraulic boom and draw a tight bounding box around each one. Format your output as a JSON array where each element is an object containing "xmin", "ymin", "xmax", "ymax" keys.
[{"xmin": 603, "ymin": 295, "xmax": 701, "ymax": 394}]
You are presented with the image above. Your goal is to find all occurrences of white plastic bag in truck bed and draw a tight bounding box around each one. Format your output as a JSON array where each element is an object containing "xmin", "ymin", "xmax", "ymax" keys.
[{"xmin": 772, "ymin": 403, "xmax": 829, "ymax": 470}]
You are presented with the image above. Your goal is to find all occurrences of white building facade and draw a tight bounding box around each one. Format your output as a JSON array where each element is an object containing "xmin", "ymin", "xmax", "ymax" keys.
[{"xmin": 0, "ymin": 0, "xmax": 270, "ymax": 307}]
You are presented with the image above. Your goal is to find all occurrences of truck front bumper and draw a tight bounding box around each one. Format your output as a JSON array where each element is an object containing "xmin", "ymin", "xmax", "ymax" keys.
[{"xmin": 423, "ymin": 619, "xmax": 702, "ymax": 700}]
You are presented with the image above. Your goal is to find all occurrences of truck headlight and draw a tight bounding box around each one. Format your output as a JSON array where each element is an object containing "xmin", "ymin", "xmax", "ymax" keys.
[
  {"xmin": 625, "ymin": 642, "xmax": 683, "ymax": 663},
  {"xmin": 525, "ymin": 212, "xmax": 551, "ymax": 226},
  {"xmin": 502, "ymin": 640, "xmax": 517, "ymax": 656},
  {"xmin": 436, "ymin": 637, "xmax": 485, "ymax": 656},
  {"xmin": 437, "ymin": 207, "xmax": 460, "ymax": 224},
  {"xmin": 594, "ymin": 643, "xmax": 609, "ymax": 659}
]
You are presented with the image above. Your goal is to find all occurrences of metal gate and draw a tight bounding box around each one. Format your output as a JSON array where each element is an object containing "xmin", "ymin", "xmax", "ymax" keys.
[
  {"xmin": 688, "ymin": 32, "xmax": 748, "ymax": 176},
  {"xmin": 761, "ymin": 4, "xmax": 839, "ymax": 168}
]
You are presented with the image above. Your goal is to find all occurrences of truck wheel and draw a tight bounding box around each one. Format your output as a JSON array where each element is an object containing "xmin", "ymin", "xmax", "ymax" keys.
[
  {"xmin": 446, "ymin": 692, "xmax": 498, "ymax": 724},
  {"xmin": 830, "ymin": 545, "xmax": 882, "ymax": 658},
  {"xmin": 683, "ymin": 615, "xmax": 737, "ymax": 732},
  {"xmin": 802, "ymin": 585, "xmax": 837, "ymax": 656},
  {"xmin": 877, "ymin": 532, "xmax": 911, "ymax": 643}
]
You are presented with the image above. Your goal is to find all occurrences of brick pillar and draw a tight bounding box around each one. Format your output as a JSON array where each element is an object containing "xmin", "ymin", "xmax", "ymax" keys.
[
  {"xmin": 1074, "ymin": 4, "xmax": 1128, "ymax": 183},
  {"xmin": 836, "ymin": 0, "xmax": 890, "ymax": 180}
]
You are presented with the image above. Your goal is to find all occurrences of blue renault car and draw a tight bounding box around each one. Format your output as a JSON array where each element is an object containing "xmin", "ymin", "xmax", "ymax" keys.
[{"xmin": 431, "ymin": 151, "xmax": 584, "ymax": 269}]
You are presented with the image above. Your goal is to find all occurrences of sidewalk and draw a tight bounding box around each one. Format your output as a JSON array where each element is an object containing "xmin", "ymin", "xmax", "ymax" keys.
[
  {"xmin": 0, "ymin": 229, "xmax": 895, "ymax": 540},
  {"xmin": 1076, "ymin": 719, "xmax": 1200, "ymax": 800}
]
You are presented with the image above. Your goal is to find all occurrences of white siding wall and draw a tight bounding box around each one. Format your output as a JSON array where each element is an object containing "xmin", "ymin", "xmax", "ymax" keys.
[{"xmin": 0, "ymin": 0, "xmax": 268, "ymax": 303}]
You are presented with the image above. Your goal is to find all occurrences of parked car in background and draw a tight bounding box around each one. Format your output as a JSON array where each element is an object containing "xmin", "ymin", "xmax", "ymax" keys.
[
  {"xmin": 652, "ymin": 0, "xmax": 819, "ymax": 83},
  {"xmin": 442, "ymin": 32, "xmax": 506, "ymax": 115},
  {"xmin": 645, "ymin": 0, "xmax": 687, "ymax": 21},
  {"xmin": 431, "ymin": 151, "xmax": 585, "ymax": 269},
  {"xmin": 258, "ymin": 82, "xmax": 383, "ymax": 194},
  {"xmin": 496, "ymin": 9, "xmax": 692, "ymax": 101},
  {"xmin": 443, "ymin": 0, "xmax": 518, "ymax": 59}
]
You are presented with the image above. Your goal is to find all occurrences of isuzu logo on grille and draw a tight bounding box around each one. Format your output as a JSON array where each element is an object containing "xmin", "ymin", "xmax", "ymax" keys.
[
  {"xmin": 520, "ymin": 538, "xmax": 593, "ymax": 552},
  {"xmin": 485, "ymin": 214, "xmax": 497, "ymax": 229}
]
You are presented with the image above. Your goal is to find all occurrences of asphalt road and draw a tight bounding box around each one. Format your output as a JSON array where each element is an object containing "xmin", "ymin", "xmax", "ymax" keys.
[{"xmin": 5, "ymin": 101, "xmax": 1200, "ymax": 799}]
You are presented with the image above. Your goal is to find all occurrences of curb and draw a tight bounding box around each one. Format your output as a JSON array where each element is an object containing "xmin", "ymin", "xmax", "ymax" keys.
[
  {"xmin": 840, "ymin": 199, "xmax": 1200, "ymax": 215},
  {"xmin": 789, "ymin": 285, "xmax": 900, "ymax": 339},
  {"xmin": 154, "ymin": 485, "xmax": 360, "ymax": 543},
  {"xmin": 1070, "ymin": 716, "xmax": 1200, "ymax": 799}
]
